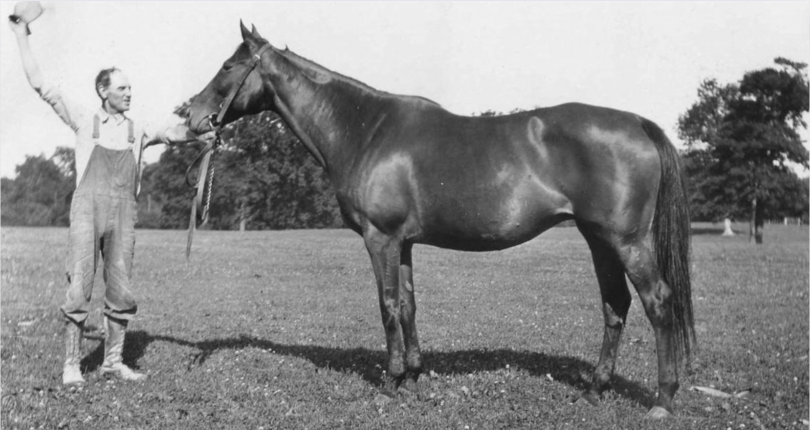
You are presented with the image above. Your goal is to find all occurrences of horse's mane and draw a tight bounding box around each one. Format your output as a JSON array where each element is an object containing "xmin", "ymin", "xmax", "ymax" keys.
[{"xmin": 277, "ymin": 46, "xmax": 442, "ymax": 108}]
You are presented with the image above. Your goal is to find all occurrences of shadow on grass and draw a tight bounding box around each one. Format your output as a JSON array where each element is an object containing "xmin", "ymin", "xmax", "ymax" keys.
[
  {"xmin": 117, "ymin": 330, "xmax": 655, "ymax": 409},
  {"xmin": 80, "ymin": 326, "xmax": 145, "ymax": 373}
]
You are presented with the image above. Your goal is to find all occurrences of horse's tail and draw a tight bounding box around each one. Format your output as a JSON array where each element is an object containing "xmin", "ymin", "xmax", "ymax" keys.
[{"xmin": 641, "ymin": 118, "xmax": 696, "ymax": 366}]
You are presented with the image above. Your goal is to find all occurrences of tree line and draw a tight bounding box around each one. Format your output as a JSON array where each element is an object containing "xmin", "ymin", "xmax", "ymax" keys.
[{"xmin": 3, "ymin": 58, "xmax": 808, "ymax": 243}]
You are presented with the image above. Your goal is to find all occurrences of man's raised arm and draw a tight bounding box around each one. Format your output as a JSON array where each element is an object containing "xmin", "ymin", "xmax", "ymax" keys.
[{"xmin": 9, "ymin": 19, "xmax": 44, "ymax": 93}]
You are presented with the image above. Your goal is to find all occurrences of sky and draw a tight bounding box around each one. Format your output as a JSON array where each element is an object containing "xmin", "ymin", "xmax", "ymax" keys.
[{"xmin": 1, "ymin": 1, "xmax": 808, "ymax": 178}]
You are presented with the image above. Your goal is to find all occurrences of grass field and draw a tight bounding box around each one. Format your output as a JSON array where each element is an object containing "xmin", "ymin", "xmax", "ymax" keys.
[{"xmin": 1, "ymin": 223, "xmax": 808, "ymax": 429}]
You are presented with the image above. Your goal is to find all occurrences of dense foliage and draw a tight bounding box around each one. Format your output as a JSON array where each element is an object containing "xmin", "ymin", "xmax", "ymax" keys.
[
  {"xmin": 677, "ymin": 57, "xmax": 809, "ymax": 238},
  {"xmin": 1, "ymin": 148, "xmax": 75, "ymax": 226}
]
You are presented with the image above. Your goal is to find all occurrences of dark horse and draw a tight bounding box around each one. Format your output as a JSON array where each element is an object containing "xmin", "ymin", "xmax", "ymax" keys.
[{"xmin": 186, "ymin": 23, "xmax": 695, "ymax": 418}]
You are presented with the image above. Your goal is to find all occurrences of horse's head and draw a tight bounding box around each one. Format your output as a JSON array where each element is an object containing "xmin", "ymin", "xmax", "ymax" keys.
[{"xmin": 186, "ymin": 22, "xmax": 276, "ymax": 134}]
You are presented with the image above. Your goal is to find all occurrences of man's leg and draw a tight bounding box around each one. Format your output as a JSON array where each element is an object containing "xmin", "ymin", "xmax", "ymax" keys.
[
  {"xmin": 61, "ymin": 196, "xmax": 99, "ymax": 386},
  {"xmin": 100, "ymin": 198, "xmax": 144, "ymax": 381}
]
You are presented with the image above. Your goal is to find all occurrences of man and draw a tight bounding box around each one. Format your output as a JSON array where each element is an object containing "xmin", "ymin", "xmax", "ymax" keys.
[{"xmin": 9, "ymin": 17, "xmax": 209, "ymax": 386}]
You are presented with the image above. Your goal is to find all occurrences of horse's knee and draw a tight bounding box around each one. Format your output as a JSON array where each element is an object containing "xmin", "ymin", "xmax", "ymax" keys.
[{"xmin": 380, "ymin": 299, "xmax": 400, "ymax": 327}]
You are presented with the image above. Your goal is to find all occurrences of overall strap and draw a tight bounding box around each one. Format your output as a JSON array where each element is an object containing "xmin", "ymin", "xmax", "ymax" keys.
[
  {"xmin": 92, "ymin": 114, "xmax": 100, "ymax": 143},
  {"xmin": 93, "ymin": 115, "xmax": 135, "ymax": 144},
  {"xmin": 127, "ymin": 118, "xmax": 135, "ymax": 143}
]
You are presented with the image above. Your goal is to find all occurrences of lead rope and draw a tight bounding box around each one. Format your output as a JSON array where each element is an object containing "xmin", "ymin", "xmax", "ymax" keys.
[
  {"xmin": 186, "ymin": 133, "xmax": 221, "ymax": 259},
  {"xmin": 201, "ymin": 143, "xmax": 217, "ymax": 226}
]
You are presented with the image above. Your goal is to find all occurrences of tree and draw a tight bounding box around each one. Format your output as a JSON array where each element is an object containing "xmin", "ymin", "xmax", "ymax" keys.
[
  {"xmin": 677, "ymin": 58, "xmax": 809, "ymax": 243},
  {"xmin": 1, "ymin": 150, "xmax": 75, "ymax": 226},
  {"xmin": 135, "ymin": 162, "xmax": 165, "ymax": 229}
]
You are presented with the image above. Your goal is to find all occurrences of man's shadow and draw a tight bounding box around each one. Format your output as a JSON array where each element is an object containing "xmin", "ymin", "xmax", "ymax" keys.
[{"xmin": 82, "ymin": 330, "xmax": 655, "ymax": 409}]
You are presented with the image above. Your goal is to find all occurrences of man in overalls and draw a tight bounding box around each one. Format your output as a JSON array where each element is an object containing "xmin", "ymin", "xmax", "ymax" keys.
[{"xmin": 10, "ymin": 18, "xmax": 210, "ymax": 386}]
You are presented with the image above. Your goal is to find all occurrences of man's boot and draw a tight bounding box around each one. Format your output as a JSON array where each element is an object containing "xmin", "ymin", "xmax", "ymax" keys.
[
  {"xmin": 100, "ymin": 316, "xmax": 146, "ymax": 381},
  {"xmin": 62, "ymin": 320, "xmax": 85, "ymax": 386}
]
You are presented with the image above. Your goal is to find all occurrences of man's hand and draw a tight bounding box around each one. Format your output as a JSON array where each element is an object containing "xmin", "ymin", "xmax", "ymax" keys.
[
  {"xmin": 8, "ymin": 17, "xmax": 29, "ymax": 37},
  {"xmin": 196, "ymin": 131, "xmax": 217, "ymax": 144}
]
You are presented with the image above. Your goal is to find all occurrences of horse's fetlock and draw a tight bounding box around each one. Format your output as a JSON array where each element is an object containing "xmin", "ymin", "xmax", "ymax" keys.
[{"xmin": 592, "ymin": 368, "xmax": 612, "ymax": 389}]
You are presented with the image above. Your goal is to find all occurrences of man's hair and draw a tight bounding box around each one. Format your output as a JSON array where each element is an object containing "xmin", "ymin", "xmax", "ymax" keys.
[{"xmin": 95, "ymin": 67, "xmax": 122, "ymax": 99}]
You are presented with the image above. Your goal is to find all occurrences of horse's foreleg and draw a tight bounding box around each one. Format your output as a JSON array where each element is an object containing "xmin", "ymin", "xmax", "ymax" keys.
[
  {"xmin": 620, "ymin": 242, "xmax": 679, "ymax": 418},
  {"xmin": 363, "ymin": 228, "xmax": 406, "ymax": 393},
  {"xmin": 580, "ymin": 232, "xmax": 632, "ymax": 405},
  {"xmin": 398, "ymin": 242, "xmax": 422, "ymax": 391}
]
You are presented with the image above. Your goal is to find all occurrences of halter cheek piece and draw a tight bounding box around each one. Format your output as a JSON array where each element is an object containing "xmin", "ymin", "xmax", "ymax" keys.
[
  {"xmin": 206, "ymin": 45, "xmax": 273, "ymax": 130},
  {"xmin": 185, "ymin": 44, "xmax": 273, "ymax": 259}
]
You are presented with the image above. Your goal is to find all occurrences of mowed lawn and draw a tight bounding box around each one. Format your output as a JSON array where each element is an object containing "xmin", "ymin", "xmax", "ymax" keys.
[{"xmin": 1, "ymin": 224, "xmax": 807, "ymax": 429}]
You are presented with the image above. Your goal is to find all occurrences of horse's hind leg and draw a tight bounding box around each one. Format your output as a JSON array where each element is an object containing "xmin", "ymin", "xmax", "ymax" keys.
[
  {"xmin": 363, "ymin": 227, "xmax": 407, "ymax": 393},
  {"xmin": 579, "ymin": 229, "xmax": 632, "ymax": 405},
  {"xmin": 592, "ymin": 234, "xmax": 680, "ymax": 417},
  {"xmin": 398, "ymin": 242, "xmax": 423, "ymax": 391},
  {"xmin": 619, "ymin": 241, "xmax": 680, "ymax": 418}
]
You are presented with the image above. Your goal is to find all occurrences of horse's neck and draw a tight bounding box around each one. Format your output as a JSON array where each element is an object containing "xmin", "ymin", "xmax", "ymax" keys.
[{"xmin": 267, "ymin": 50, "xmax": 389, "ymax": 172}]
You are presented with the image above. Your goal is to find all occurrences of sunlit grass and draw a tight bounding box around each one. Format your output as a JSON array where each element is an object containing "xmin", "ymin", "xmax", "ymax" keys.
[{"xmin": 2, "ymin": 223, "xmax": 807, "ymax": 429}]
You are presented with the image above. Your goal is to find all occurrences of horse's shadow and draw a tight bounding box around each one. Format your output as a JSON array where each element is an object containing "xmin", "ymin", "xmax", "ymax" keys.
[{"xmin": 83, "ymin": 330, "xmax": 655, "ymax": 409}]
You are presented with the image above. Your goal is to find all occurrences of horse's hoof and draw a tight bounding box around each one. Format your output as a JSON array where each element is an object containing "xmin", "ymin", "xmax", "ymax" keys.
[
  {"xmin": 397, "ymin": 386, "xmax": 418, "ymax": 401},
  {"xmin": 645, "ymin": 406, "xmax": 673, "ymax": 419},
  {"xmin": 379, "ymin": 373, "xmax": 401, "ymax": 394},
  {"xmin": 377, "ymin": 388, "xmax": 397, "ymax": 399},
  {"xmin": 399, "ymin": 377, "xmax": 418, "ymax": 393},
  {"xmin": 373, "ymin": 392, "xmax": 394, "ymax": 408},
  {"xmin": 576, "ymin": 391, "xmax": 600, "ymax": 406},
  {"xmin": 379, "ymin": 382, "xmax": 398, "ymax": 399}
]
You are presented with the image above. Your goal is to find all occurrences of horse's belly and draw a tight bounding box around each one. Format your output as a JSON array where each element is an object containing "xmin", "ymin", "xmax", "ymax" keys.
[{"xmin": 416, "ymin": 185, "xmax": 573, "ymax": 251}]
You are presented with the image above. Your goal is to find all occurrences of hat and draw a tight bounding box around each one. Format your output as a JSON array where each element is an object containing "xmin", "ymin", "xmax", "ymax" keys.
[{"xmin": 9, "ymin": 2, "xmax": 43, "ymax": 34}]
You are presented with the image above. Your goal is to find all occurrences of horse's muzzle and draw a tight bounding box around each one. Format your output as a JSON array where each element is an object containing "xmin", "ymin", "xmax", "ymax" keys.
[{"xmin": 188, "ymin": 113, "xmax": 216, "ymax": 134}]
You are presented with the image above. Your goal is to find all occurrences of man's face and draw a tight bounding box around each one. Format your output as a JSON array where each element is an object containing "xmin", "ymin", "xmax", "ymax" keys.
[{"xmin": 101, "ymin": 71, "xmax": 131, "ymax": 113}]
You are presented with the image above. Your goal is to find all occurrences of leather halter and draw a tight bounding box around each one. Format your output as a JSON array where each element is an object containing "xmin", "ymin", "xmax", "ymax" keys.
[
  {"xmin": 185, "ymin": 43, "xmax": 272, "ymax": 259},
  {"xmin": 208, "ymin": 43, "xmax": 273, "ymax": 131}
]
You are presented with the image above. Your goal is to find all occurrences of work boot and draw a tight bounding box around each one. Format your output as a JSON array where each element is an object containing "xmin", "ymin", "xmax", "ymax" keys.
[
  {"xmin": 100, "ymin": 316, "xmax": 146, "ymax": 381},
  {"xmin": 62, "ymin": 320, "xmax": 86, "ymax": 386}
]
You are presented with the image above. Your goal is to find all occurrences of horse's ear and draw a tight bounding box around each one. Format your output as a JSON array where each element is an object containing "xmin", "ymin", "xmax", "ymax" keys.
[
  {"xmin": 240, "ymin": 20, "xmax": 252, "ymax": 41},
  {"xmin": 251, "ymin": 24, "xmax": 263, "ymax": 40}
]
